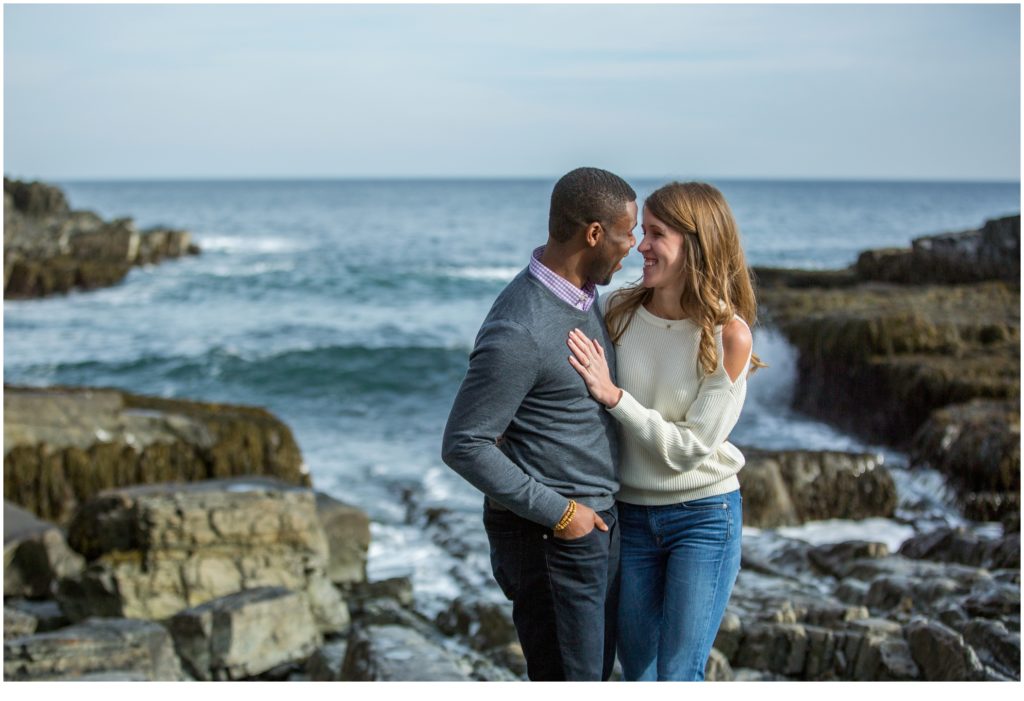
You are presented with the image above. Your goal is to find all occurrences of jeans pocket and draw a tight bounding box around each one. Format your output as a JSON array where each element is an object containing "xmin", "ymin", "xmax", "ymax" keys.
[
  {"xmin": 679, "ymin": 494, "xmax": 731, "ymax": 511},
  {"xmin": 551, "ymin": 526, "xmax": 601, "ymax": 547},
  {"xmin": 483, "ymin": 507, "xmax": 523, "ymax": 539}
]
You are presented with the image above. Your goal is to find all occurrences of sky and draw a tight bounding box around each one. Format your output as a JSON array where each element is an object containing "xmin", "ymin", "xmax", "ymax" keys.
[{"xmin": 2, "ymin": 2, "xmax": 1021, "ymax": 181}]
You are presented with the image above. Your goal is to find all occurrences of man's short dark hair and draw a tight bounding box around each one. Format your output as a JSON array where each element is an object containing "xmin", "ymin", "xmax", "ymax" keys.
[{"xmin": 548, "ymin": 167, "xmax": 636, "ymax": 243}]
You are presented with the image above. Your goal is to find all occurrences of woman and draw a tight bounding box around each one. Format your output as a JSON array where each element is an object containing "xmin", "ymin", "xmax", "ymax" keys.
[{"xmin": 566, "ymin": 181, "xmax": 764, "ymax": 681}]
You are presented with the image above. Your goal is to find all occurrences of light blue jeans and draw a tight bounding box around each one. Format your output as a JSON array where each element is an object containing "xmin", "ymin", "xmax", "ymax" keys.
[{"xmin": 616, "ymin": 490, "xmax": 742, "ymax": 681}]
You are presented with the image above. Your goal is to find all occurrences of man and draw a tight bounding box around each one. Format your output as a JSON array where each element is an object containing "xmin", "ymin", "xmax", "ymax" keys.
[{"xmin": 441, "ymin": 167, "xmax": 637, "ymax": 680}]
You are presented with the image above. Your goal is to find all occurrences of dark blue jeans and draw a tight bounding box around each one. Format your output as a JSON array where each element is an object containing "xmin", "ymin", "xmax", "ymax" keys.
[
  {"xmin": 483, "ymin": 499, "xmax": 620, "ymax": 681},
  {"xmin": 616, "ymin": 491, "xmax": 742, "ymax": 681}
]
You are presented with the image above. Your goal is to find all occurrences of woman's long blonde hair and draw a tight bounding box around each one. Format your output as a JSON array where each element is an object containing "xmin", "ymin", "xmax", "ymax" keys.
[{"xmin": 605, "ymin": 181, "xmax": 766, "ymax": 376}]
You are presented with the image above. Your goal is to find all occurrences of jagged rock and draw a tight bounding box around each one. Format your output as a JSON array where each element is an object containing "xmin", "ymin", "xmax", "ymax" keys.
[
  {"xmin": 733, "ymin": 618, "xmax": 921, "ymax": 681},
  {"xmin": 56, "ymin": 478, "xmax": 348, "ymax": 634},
  {"xmin": 823, "ymin": 551, "xmax": 993, "ymax": 589},
  {"xmin": 3, "ymin": 617, "xmax": 184, "ymax": 680},
  {"xmin": 705, "ymin": 647, "xmax": 734, "ymax": 681},
  {"xmin": 135, "ymin": 226, "xmax": 195, "ymax": 264},
  {"xmin": 435, "ymin": 595, "xmax": 517, "ymax": 652},
  {"xmin": 857, "ymin": 632, "xmax": 919, "ymax": 680},
  {"xmin": 316, "ymin": 492, "xmax": 371, "ymax": 584},
  {"xmin": 865, "ymin": 574, "xmax": 962, "ymax": 614},
  {"xmin": 962, "ymin": 619, "xmax": 1021, "ymax": 679},
  {"xmin": 899, "ymin": 526, "xmax": 1021, "ymax": 570},
  {"xmin": 342, "ymin": 624, "xmax": 472, "ymax": 681},
  {"xmin": 4, "ymin": 599, "xmax": 68, "ymax": 635},
  {"xmin": 4, "ymin": 500, "xmax": 84, "ymax": 598},
  {"xmin": 4, "ymin": 386, "xmax": 309, "ymax": 524},
  {"xmin": 4, "ymin": 178, "xmax": 69, "ymax": 218},
  {"xmin": 350, "ymin": 596, "xmax": 437, "ymax": 638},
  {"xmin": 3, "ymin": 177, "xmax": 199, "ymax": 298},
  {"xmin": 834, "ymin": 579, "xmax": 872, "ymax": 606},
  {"xmin": 962, "ymin": 582, "xmax": 1020, "ymax": 619},
  {"xmin": 904, "ymin": 618, "xmax": 986, "ymax": 681},
  {"xmin": 856, "ymin": 215, "xmax": 1020, "ymax": 285},
  {"xmin": 828, "ymin": 555, "xmax": 995, "ymax": 618},
  {"xmin": 343, "ymin": 576, "xmax": 415, "ymax": 610},
  {"xmin": 305, "ymin": 639, "xmax": 350, "ymax": 681},
  {"xmin": 757, "ymin": 275, "xmax": 1018, "ymax": 449},
  {"xmin": 738, "ymin": 449, "xmax": 896, "ymax": 527},
  {"xmin": 734, "ymin": 622, "xmax": 809, "ymax": 676},
  {"xmin": 807, "ymin": 540, "xmax": 890, "ymax": 578},
  {"xmin": 911, "ymin": 400, "xmax": 1020, "ymax": 520},
  {"xmin": 168, "ymin": 587, "xmax": 321, "ymax": 681}
]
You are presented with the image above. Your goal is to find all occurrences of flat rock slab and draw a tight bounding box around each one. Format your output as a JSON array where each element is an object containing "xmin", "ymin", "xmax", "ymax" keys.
[
  {"xmin": 343, "ymin": 624, "xmax": 471, "ymax": 681},
  {"xmin": 316, "ymin": 492, "xmax": 371, "ymax": 584},
  {"xmin": 57, "ymin": 478, "xmax": 349, "ymax": 634},
  {"xmin": 3, "ymin": 617, "xmax": 184, "ymax": 681},
  {"xmin": 168, "ymin": 586, "xmax": 321, "ymax": 681},
  {"xmin": 738, "ymin": 448, "xmax": 897, "ymax": 527},
  {"xmin": 4, "ymin": 385, "xmax": 309, "ymax": 524}
]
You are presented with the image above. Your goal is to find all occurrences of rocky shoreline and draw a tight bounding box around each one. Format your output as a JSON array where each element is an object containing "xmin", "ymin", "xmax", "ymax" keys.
[
  {"xmin": 4, "ymin": 388, "xmax": 1017, "ymax": 681},
  {"xmin": 753, "ymin": 214, "xmax": 1020, "ymax": 523},
  {"xmin": 3, "ymin": 178, "xmax": 199, "ymax": 299},
  {"xmin": 3, "ymin": 213, "xmax": 1020, "ymax": 681}
]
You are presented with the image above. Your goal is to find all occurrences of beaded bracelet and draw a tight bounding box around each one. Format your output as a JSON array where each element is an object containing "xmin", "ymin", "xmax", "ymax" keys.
[{"xmin": 553, "ymin": 499, "xmax": 577, "ymax": 532}]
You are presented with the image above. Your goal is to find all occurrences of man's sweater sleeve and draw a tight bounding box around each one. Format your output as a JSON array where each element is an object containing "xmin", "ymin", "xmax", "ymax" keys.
[{"xmin": 441, "ymin": 319, "xmax": 570, "ymax": 527}]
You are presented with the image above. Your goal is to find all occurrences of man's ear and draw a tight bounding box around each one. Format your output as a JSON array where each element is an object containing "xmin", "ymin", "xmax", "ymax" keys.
[{"xmin": 584, "ymin": 222, "xmax": 603, "ymax": 248}]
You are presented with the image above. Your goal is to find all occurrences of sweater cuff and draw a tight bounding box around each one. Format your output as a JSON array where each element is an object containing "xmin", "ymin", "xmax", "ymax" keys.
[
  {"xmin": 536, "ymin": 492, "xmax": 572, "ymax": 529},
  {"xmin": 607, "ymin": 389, "xmax": 645, "ymax": 427}
]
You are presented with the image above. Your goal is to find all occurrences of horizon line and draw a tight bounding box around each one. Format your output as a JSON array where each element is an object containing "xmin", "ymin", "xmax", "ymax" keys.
[{"xmin": 7, "ymin": 174, "xmax": 1021, "ymax": 186}]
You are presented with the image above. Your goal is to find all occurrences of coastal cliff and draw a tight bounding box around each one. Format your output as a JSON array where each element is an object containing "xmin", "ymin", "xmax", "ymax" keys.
[
  {"xmin": 754, "ymin": 214, "xmax": 1020, "ymax": 523},
  {"xmin": 3, "ymin": 178, "xmax": 199, "ymax": 298}
]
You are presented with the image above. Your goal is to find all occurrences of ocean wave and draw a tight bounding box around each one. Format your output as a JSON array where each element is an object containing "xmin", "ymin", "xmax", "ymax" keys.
[
  {"xmin": 198, "ymin": 235, "xmax": 309, "ymax": 254},
  {"xmin": 439, "ymin": 266, "xmax": 521, "ymax": 282},
  {"xmin": 10, "ymin": 343, "xmax": 471, "ymax": 402},
  {"xmin": 202, "ymin": 261, "xmax": 297, "ymax": 277}
]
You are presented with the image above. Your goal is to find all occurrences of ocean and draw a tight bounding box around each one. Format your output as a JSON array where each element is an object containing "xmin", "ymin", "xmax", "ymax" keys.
[{"xmin": 3, "ymin": 178, "xmax": 1019, "ymax": 613}]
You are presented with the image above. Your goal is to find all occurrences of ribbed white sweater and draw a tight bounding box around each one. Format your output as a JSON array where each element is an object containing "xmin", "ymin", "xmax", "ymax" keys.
[{"xmin": 602, "ymin": 296, "xmax": 751, "ymax": 506}]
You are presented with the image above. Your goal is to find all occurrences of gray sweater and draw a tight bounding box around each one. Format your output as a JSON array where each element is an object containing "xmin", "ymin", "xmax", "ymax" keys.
[{"xmin": 441, "ymin": 269, "xmax": 620, "ymax": 527}]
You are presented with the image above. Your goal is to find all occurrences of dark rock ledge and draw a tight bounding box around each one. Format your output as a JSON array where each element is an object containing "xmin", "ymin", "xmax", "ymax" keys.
[
  {"xmin": 754, "ymin": 214, "xmax": 1020, "ymax": 522},
  {"xmin": 3, "ymin": 384, "xmax": 310, "ymax": 524},
  {"xmin": 3, "ymin": 177, "xmax": 199, "ymax": 299}
]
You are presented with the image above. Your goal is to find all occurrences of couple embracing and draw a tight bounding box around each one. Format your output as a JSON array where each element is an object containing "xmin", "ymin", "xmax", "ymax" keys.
[{"xmin": 442, "ymin": 167, "xmax": 764, "ymax": 681}]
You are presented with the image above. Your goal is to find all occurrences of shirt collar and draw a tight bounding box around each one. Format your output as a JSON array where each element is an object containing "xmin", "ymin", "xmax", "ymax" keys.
[{"xmin": 528, "ymin": 245, "xmax": 596, "ymax": 311}]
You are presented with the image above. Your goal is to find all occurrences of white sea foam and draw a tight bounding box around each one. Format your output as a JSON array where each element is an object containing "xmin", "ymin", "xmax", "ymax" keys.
[
  {"xmin": 204, "ymin": 261, "xmax": 296, "ymax": 277},
  {"xmin": 443, "ymin": 266, "xmax": 520, "ymax": 281},
  {"xmin": 198, "ymin": 235, "xmax": 306, "ymax": 254},
  {"xmin": 755, "ymin": 517, "xmax": 918, "ymax": 552}
]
